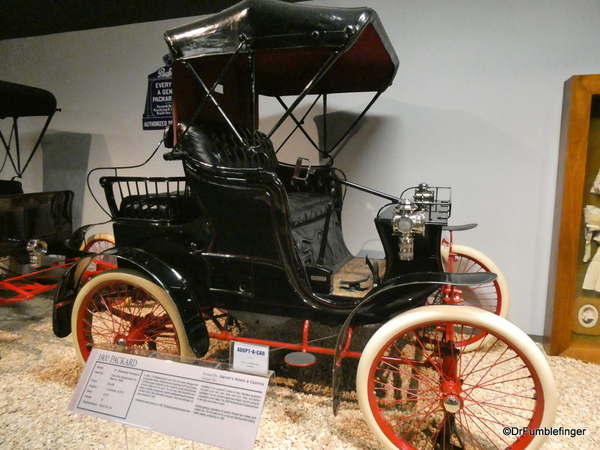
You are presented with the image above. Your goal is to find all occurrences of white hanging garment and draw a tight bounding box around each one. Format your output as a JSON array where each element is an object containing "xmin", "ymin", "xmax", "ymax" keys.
[
  {"xmin": 583, "ymin": 205, "xmax": 600, "ymax": 263},
  {"xmin": 583, "ymin": 247, "xmax": 600, "ymax": 291},
  {"xmin": 591, "ymin": 168, "xmax": 600, "ymax": 194},
  {"xmin": 583, "ymin": 205, "xmax": 600, "ymax": 291}
]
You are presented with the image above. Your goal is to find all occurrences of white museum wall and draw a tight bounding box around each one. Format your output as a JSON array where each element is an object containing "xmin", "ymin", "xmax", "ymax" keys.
[{"xmin": 1, "ymin": 0, "xmax": 600, "ymax": 335}]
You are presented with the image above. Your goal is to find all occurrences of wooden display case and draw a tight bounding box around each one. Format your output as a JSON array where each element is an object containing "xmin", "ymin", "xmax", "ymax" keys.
[{"xmin": 546, "ymin": 74, "xmax": 600, "ymax": 364}]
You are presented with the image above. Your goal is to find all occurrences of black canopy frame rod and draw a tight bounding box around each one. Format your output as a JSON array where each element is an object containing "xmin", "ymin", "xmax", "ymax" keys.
[
  {"xmin": 174, "ymin": 34, "xmax": 387, "ymax": 166},
  {"xmin": 0, "ymin": 112, "xmax": 56, "ymax": 178}
]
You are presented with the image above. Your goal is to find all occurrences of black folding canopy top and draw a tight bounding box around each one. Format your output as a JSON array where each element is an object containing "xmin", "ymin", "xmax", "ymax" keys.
[
  {"xmin": 0, "ymin": 80, "xmax": 58, "ymax": 179},
  {"xmin": 164, "ymin": 0, "xmax": 399, "ymax": 145},
  {"xmin": 0, "ymin": 80, "xmax": 57, "ymax": 119},
  {"xmin": 165, "ymin": 0, "xmax": 398, "ymax": 97}
]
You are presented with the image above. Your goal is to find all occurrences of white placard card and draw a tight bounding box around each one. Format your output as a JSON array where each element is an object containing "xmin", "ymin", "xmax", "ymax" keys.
[
  {"xmin": 232, "ymin": 342, "xmax": 269, "ymax": 376},
  {"xmin": 69, "ymin": 349, "xmax": 271, "ymax": 450}
]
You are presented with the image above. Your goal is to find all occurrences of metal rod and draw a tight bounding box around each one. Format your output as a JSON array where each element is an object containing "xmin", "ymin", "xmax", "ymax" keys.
[
  {"xmin": 323, "ymin": 93, "xmax": 328, "ymax": 156},
  {"xmin": 15, "ymin": 118, "xmax": 21, "ymax": 174},
  {"xmin": 266, "ymin": 48, "xmax": 345, "ymax": 141},
  {"xmin": 336, "ymin": 177, "xmax": 400, "ymax": 203},
  {"xmin": 0, "ymin": 119, "xmax": 19, "ymax": 175},
  {"xmin": 329, "ymin": 91, "xmax": 383, "ymax": 158},
  {"xmin": 274, "ymin": 95, "xmax": 321, "ymax": 153},
  {"xmin": 20, "ymin": 113, "xmax": 55, "ymax": 176},
  {"xmin": 180, "ymin": 41, "xmax": 250, "ymax": 148},
  {"xmin": 208, "ymin": 330, "xmax": 363, "ymax": 360}
]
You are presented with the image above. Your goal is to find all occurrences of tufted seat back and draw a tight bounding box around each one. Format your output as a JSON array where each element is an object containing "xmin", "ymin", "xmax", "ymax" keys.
[{"xmin": 178, "ymin": 122, "xmax": 279, "ymax": 171}]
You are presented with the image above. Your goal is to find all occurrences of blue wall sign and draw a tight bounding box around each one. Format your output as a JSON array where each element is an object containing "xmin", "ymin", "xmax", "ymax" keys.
[{"xmin": 143, "ymin": 55, "xmax": 173, "ymax": 131}]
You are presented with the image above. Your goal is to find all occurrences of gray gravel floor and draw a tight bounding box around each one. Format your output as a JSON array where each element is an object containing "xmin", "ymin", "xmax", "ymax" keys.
[{"xmin": 1, "ymin": 296, "xmax": 599, "ymax": 449}]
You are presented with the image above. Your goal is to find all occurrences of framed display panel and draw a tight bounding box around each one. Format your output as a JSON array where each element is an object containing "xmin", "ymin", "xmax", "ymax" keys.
[{"xmin": 546, "ymin": 74, "xmax": 600, "ymax": 364}]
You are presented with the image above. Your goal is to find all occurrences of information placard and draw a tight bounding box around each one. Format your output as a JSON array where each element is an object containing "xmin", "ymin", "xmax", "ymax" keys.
[
  {"xmin": 69, "ymin": 349, "xmax": 270, "ymax": 450},
  {"xmin": 232, "ymin": 342, "xmax": 269, "ymax": 376}
]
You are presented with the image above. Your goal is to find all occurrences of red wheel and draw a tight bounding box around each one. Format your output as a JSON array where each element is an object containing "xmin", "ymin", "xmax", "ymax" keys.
[
  {"xmin": 431, "ymin": 245, "xmax": 509, "ymax": 316},
  {"xmin": 81, "ymin": 233, "xmax": 115, "ymax": 253},
  {"xmin": 80, "ymin": 233, "xmax": 117, "ymax": 273},
  {"xmin": 71, "ymin": 269, "xmax": 193, "ymax": 363},
  {"xmin": 429, "ymin": 245, "xmax": 510, "ymax": 350},
  {"xmin": 357, "ymin": 305, "xmax": 556, "ymax": 450}
]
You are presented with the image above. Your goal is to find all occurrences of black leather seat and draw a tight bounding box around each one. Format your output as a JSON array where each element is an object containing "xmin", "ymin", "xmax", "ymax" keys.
[
  {"xmin": 287, "ymin": 191, "xmax": 331, "ymax": 227},
  {"xmin": 179, "ymin": 122, "xmax": 331, "ymax": 227},
  {"xmin": 178, "ymin": 121, "xmax": 352, "ymax": 275}
]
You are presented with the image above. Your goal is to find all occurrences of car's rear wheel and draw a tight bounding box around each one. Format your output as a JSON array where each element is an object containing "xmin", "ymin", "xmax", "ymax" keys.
[
  {"xmin": 80, "ymin": 233, "xmax": 117, "ymax": 273},
  {"xmin": 71, "ymin": 269, "xmax": 193, "ymax": 363}
]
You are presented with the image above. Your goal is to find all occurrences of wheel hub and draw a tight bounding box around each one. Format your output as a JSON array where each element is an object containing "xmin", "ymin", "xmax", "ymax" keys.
[
  {"xmin": 443, "ymin": 395, "xmax": 461, "ymax": 413},
  {"xmin": 112, "ymin": 314, "xmax": 169, "ymax": 350},
  {"xmin": 115, "ymin": 337, "xmax": 127, "ymax": 351},
  {"xmin": 440, "ymin": 380, "xmax": 463, "ymax": 414}
]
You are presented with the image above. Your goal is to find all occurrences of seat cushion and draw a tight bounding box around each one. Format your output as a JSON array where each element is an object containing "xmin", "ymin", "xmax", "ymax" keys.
[
  {"xmin": 119, "ymin": 192, "xmax": 198, "ymax": 222},
  {"xmin": 287, "ymin": 192, "xmax": 330, "ymax": 227}
]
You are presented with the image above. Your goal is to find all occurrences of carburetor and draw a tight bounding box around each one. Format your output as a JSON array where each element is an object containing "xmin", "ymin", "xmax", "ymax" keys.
[{"xmin": 391, "ymin": 183, "xmax": 434, "ymax": 260}]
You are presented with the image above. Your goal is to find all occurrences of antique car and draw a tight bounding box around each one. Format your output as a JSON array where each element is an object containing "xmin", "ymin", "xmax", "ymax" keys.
[
  {"xmin": 0, "ymin": 80, "xmax": 114, "ymax": 305},
  {"xmin": 51, "ymin": 1, "xmax": 556, "ymax": 448}
]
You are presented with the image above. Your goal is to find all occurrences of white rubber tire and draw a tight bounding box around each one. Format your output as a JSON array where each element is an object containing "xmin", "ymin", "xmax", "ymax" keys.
[
  {"xmin": 79, "ymin": 233, "xmax": 115, "ymax": 251},
  {"xmin": 71, "ymin": 269, "xmax": 195, "ymax": 364},
  {"xmin": 441, "ymin": 244, "xmax": 510, "ymax": 318},
  {"xmin": 356, "ymin": 305, "xmax": 557, "ymax": 450}
]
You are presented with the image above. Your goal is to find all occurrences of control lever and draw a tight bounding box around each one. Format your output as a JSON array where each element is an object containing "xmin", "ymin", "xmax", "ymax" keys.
[
  {"xmin": 316, "ymin": 188, "xmax": 336, "ymax": 266},
  {"xmin": 306, "ymin": 187, "xmax": 336, "ymax": 295},
  {"xmin": 365, "ymin": 256, "xmax": 380, "ymax": 287}
]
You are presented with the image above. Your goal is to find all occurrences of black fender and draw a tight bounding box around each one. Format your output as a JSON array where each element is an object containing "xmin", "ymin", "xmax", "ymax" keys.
[
  {"xmin": 331, "ymin": 271, "xmax": 496, "ymax": 414},
  {"xmin": 52, "ymin": 247, "xmax": 210, "ymax": 358},
  {"xmin": 66, "ymin": 223, "xmax": 98, "ymax": 251},
  {"xmin": 443, "ymin": 223, "xmax": 478, "ymax": 232}
]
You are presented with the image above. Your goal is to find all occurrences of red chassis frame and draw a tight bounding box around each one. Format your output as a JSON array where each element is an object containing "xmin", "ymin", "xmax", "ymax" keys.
[
  {"xmin": 206, "ymin": 310, "xmax": 362, "ymax": 366},
  {"xmin": 0, "ymin": 259, "xmax": 116, "ymax": 306}
]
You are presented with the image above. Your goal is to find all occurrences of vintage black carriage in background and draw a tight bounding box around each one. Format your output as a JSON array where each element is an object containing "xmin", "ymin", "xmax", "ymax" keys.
[
  {"xmin": 0, "ymin": 81, "xmax": 114, "ymax": 304},
  {"xmin": 50, "ymin": 1, "xmax": 556, "ymax": 448}
]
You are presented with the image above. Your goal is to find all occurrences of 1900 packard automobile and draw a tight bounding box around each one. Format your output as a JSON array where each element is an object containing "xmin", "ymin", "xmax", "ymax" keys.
[{"xmin": 52, "ymin": 1, "xmax": 556, "ymax": 448}]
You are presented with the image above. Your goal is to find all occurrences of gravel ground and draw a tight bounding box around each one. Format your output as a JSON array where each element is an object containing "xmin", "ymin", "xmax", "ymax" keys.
[{"xmin": 1, "ymin": 296, "xmax": 599, "ymax": 450}]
